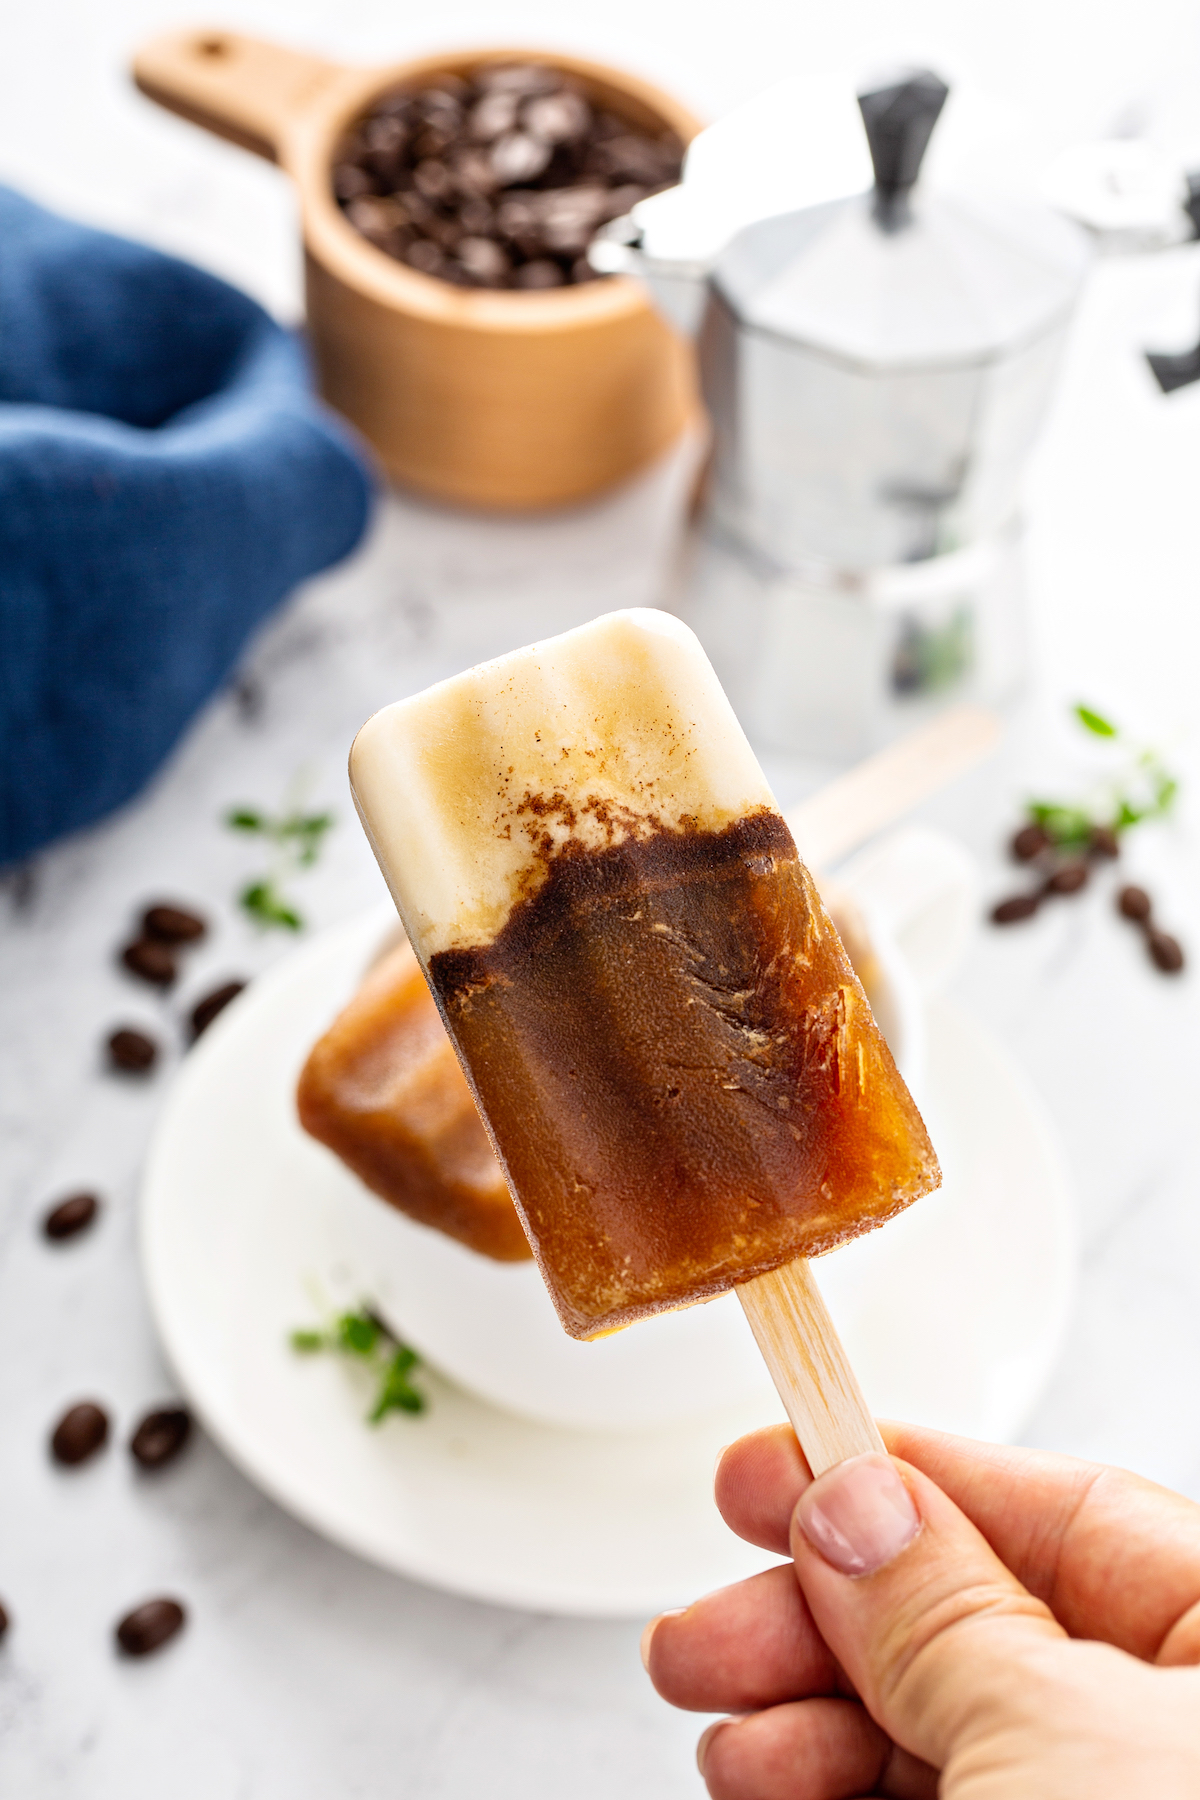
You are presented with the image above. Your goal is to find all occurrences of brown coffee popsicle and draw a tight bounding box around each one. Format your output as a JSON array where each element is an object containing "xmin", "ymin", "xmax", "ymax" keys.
[
  {"xmin": 297, "ymin": 936, "xmax": 530, "ymax": 1262},
  {"xmin": 349, "ymin": 609, "xmax": 941, "ymax": 1473}
]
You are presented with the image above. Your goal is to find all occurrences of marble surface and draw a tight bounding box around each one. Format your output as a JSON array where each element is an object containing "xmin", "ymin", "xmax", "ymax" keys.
[{"xmin": 4, "ymin": 3, "xmax": 1200, "ymax": 1795}]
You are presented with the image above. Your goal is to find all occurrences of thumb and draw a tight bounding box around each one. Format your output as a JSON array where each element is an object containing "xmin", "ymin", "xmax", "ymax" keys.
[{"xmin": 790, "ymin": 1452, "xmax": 1066, "ymax": 1772}]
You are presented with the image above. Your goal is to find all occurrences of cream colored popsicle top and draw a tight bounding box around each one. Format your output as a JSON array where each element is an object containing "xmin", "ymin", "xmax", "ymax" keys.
[{"xmin": 349, "ymin": 609, "xmax": 778, "ymax": 961}]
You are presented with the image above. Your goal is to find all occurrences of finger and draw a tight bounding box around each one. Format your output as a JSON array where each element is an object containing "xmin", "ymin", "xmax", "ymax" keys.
[
  {"xmin": 645, "ymin": 1564, "xmax": 842, "ymax": 1713},
  {"xmin": 880, "ymin": 1422, "xmax": 1200, "ymax": 1665},
  {"xmin": 698, "ymin": 1697, "xmax": 937, "ymax": 1800},
  {"xmin": 715, "ymin": 1424, "xmax": 812, "ymax": 1554},
  {"xmin": 790, "ymin": 1453, "xmax": 1064, "ymax": 1772}
]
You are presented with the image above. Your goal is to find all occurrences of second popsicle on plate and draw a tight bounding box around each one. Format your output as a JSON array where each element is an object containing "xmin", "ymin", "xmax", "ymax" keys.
[{"xmin": 349, "ymin": 609, "xmax": 940, "ymax": 1466}]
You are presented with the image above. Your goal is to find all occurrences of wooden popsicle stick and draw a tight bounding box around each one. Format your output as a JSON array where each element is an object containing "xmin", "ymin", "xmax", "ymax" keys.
[
  {"xmin": 737, "ymin": 1259, "xmax": 885, "ymax": 1474},
  {"xmin": 787, "ymin": 704, "xmax": 1000, "ymax": 872},
  {"xmin": 737, "ymin": 1252, "xmax": 888, "ymax": 1476},
  {"xmin": 739, "ymin": 713, "xmax": 998, "ymax": 1469}
]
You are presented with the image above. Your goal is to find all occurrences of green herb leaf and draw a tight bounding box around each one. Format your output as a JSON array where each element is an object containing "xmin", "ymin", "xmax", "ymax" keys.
[
  {"xmin": 239, "ymin": 879, "xmax": 304, "ymax": 932},
  {"xmin": 336, "ymin": 1309, "xmax": 382, "ymax": 1357},
  {"xmin": 1075, "ymin": 704, "xmax": 1118, "ymax": 739},
  {"xmin": 1026, "ymin": 801, "xmax": 1095, "ymax": 849},
  {"xmin": 1013, "ymin": 708, "xmax": 1180, "ymax": 870},
  {"xmin": 226, "ymin": 807, "xmax": 266, "ymax": 832},
  {"xmin": 290, "ymin": 1328, "xmax": 326, "ymax": 1352},
  {"xmin": 369, "ymin": 1346, "xmax": 426, "ymax": 1421},
  {"xmin": 277, "ymin": 811, "xmax": 335, "ymax": 864},
  {"xmin": 290, "ymin": 1304, "xmax": 426, "ymax": 1421},
  {"xmin": 1154, "ymin": 773, "xmax": 1178, "ymax": 814}
]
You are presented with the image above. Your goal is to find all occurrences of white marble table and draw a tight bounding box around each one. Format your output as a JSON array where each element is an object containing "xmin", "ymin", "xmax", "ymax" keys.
[{"xmin": 4, "ymin": 3, "xmax": 1200, "ymax": 1794}]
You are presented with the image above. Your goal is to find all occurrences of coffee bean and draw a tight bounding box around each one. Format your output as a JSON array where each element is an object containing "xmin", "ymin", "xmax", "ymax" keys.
[
  {"xmin": 362, "ymin": 113, "xmax": 409, "ymax": 166},
  {"xmin": 189, "ymin": 981, "xmax": 246, "ymax": 1041},
  {"xmin": 115, "ymin": 1598, "xmax": 186, "ymax": 1657},
  {"xmin": 428, "ymin": 214, "xmax": 463, "ymax": 253},
  {"xmin": 458, "ymin": 197, "xmax": 495, "ymax": 235},
  {"xmin": 469, "ymin": 90, "xmax": 520, "ymax": 141},
  {"xmin": 991, "ymin": 893, "xmax": 1041, "ymax": 924},
  {"xmin": 130, "ymin": 1407, "xmax": 192, "ymax": 1470},
  {"xmin": 1089, "ymin": 824, "xmax": 1120, "ymax": 859},
  {"xmin": 405, "ymin": 239, "xmax": 446, "ymax": 277},
  {"xmin": 523, "ymin": 90, "xmax": 592, "ymax": 145},
  {"xmin": 141, "ymin": 904, "xmax": 207, "ymax": 945},
  {"xmin": 490, "ymin": 130, "xmax": 552, "ymax": 185},
  {"xmin": 413, "ymin": 158, "xmax": 455, "ymax": 202},
  {"xmin": 457, "ymin": 236, "xmax": 510, "ymax": 282},
  {"xmin": 121, "ymin": 938, "xmax": 177, "ymax": 988},
  {"xmin": 604, "ymin": 183, "xmax": 650, "ymax": 220},
  {"xmin": 1117, "ymin": 884, "xmax": 1152, "ymax": 922},
  {"xmin": 420, "ymin": 76, "xmax": 470, "ymax": 107},
  {"xmin": 43, "ymin": 1191, "xmax": 100, "ymax": 1241},
  {"xmin": 476, "ymin": 63, "xmax": 562, "ymax": 98},
  {"xmin": 51, "ymin": 1402, "xmax": 109, "ymax": 1466},
  {"xmin": 413, "ymin": 123, "xmax": 454, "ymax": 161},
  {"xmin": 448, "ymin": 148, "xmax": 499, "ymax": 200},
  {"xmin": 346, "ymin": 195, "xmax": 410, "ymax": 247},
  {"xmin": 333, "ymin": 163, "xmax": 375, "ymax": 201},
  {"xmin": 107, "ymin": 1027, "xmax": 158, "ymax": 1073},
  {"xmin": 496, "ymin": 195, "xmax": 546, "ymax": 256},
  {"xmin": 1148, "ymin": 929, "xmax": 1185, "ymax": 974},
  {"xmin": 374, "ymin": 89, "xmax": 415, "ymax": 121},
  {"xmin": 513, "ymin": 259, "xmax": 565, "ymax": 289},
  {"xmin": 538, "ymin": 186, "xmax": 612, "ymax": 254},
  {"xmin": 1011, "ymin": 823, "xmax": 1050, "ymax": 862},
  {"xmin": 1045, "ymin": 862, "xmax": 1089, "ymax": 895},
  {"xmin": 588, "ymin": 132, "xmax": 682, "ymax": 187}
]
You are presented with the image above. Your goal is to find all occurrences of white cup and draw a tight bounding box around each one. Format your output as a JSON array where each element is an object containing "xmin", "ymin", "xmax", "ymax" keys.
[{"xmin": 351, "ymin": 825, "xmax": 978, "ymax": 1432}]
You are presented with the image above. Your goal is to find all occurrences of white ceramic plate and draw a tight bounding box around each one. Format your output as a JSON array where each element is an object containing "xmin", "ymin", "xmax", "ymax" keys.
[{"xmin": 140, "ymin": 910, "xmax": 1075, "ymax": 1618}]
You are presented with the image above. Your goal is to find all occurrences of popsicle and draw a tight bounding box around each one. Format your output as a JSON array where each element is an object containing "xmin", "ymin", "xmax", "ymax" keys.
[
  {"xmin": 350, "ymin": 609, "xmax": 940, "ymax": 1467},
  {"xmin": 297, "ymin": 936, "xmax": 529, "ymax": 1262}
]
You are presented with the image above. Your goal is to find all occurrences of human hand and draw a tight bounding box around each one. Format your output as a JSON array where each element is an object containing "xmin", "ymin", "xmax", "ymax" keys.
[{"xmin": 643, "ymin": 1422, "xmax": 1200, "ymax": 1798}]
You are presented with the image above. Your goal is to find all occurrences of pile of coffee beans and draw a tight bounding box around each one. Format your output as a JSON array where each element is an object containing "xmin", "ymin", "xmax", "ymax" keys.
[
  {"xmin": 107, "ymin": 898, "xmax": 247, "ymax": 1074},
  {"xmin": 333, "ymin": 63, "xmax": 684, "ymax": 289},
  {"xmin": 990, "ymin": 819, "xmax": 1185, "ymax": 975},
  {"xmin": 22, "ymin": 896, "xmax": 233, "ymax": 1664}
]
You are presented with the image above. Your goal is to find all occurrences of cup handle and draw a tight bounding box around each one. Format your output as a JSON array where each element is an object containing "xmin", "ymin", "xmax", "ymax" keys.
[
  {"xmin": 133, "ymin": 29, "xmax": 345, "ymax": 163},
  {"xmin": 836, "ymin": 824, "xmax": 981, "ymax": 996}
]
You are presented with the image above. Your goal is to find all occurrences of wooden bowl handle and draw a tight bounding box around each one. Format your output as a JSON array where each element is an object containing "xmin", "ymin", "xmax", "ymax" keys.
[{"xmin": 132, "ymin": 28, "xmax": 345, "ymax": 163}]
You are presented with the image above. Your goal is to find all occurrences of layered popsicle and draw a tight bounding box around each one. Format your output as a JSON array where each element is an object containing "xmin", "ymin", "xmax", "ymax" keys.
[{"xmin": 350, "ymin": 609, "xmax": 940, "ymax": 1340}]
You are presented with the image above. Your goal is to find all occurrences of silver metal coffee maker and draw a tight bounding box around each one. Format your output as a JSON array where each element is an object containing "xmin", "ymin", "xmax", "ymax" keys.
[{"xmin": 595, "ymin": 70, "xmax": 1091, "ymax": 759}]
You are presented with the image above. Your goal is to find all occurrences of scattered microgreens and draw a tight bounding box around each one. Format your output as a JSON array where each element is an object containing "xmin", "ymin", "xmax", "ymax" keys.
[
  {"xmin": 224, "ymin": 785, "xmax": 335, "ymax": 932},
  {"xmin": 1024, "ymin": 704, "xmax": 1179, "ymax": 850},
  {"xmin": 290, "ymin": 1306, "xmax": 427, "ymax": 1422}
]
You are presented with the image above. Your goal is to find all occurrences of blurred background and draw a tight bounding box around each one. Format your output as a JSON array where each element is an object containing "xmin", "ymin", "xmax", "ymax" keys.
[{"xmin": 3, "ymin": 2, "xmax": 1200, "ymax": 1796}]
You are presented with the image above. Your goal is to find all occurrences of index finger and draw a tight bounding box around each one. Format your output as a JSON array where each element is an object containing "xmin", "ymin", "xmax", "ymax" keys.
[{"xmin": 715, "ymin": 1422, "xmax": 1200, "ymax": 1663}]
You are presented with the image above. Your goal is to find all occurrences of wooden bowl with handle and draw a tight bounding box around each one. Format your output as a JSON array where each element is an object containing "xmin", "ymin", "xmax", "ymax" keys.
[{"xmin": 133, "ymin": 30, "xmax": 701, "ymax": 510}]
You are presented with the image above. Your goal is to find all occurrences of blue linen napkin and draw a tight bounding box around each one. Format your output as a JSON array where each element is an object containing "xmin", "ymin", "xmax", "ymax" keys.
[{"xmin": 0, "ymin": 185, "xmax": 375, "ymax": 866}]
